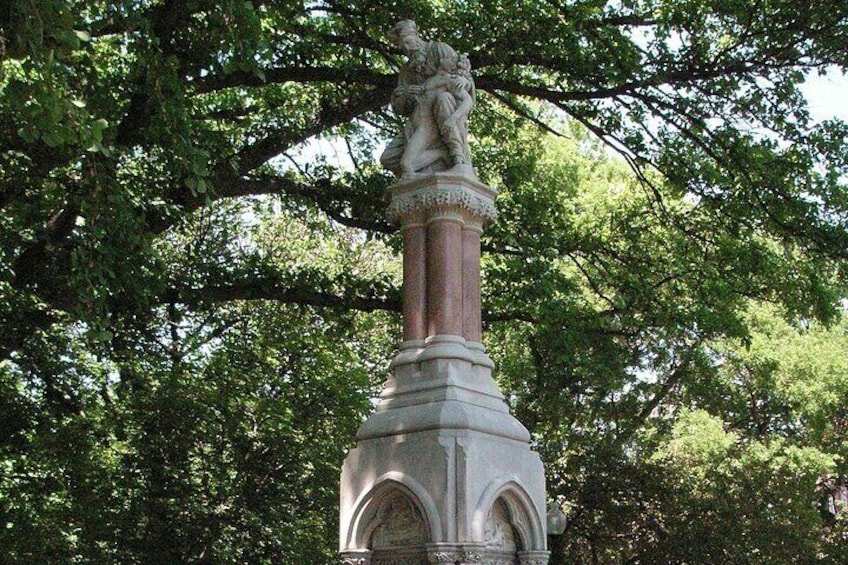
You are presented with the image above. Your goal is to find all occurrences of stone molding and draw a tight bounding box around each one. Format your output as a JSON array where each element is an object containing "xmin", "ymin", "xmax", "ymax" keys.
[
  {"xmin": 426, "ymin": 545, "xmax": 485, "ymax": 564},
  {"xmin": 429, "ymin": 553, "xmax": 482, "ymax": 563},
  {"xmin": 517, "ymin": 550, "xmax": 551, "ymax": 564},
  {"xmin": 340, "ymin": 550, "xmax": 372, "ymax": 565},
  {"xmin": 387, "ymin": 172, "xmax": 498, "ymax": 225}
]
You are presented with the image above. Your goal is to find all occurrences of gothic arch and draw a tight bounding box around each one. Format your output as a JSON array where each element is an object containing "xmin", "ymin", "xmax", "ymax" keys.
[
  {"xmin": 474, "ymin": 477, "xmax": 546, "ymax": 551},
  {"xmin": 343, "ymin": 471, "xmax": 441, "ymax": 550}
]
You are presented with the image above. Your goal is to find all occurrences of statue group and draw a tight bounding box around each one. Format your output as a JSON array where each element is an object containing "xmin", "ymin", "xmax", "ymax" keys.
[{"xmin": 380, "ymin": 20, "xmax": 476, "ymax": 178}]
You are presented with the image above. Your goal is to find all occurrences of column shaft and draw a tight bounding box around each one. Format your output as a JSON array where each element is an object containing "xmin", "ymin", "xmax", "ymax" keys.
[
  {"xmin": 402, "ymin": 223, "xmax": 427, "ymax": 342},
  {"xmin": 427, "ymin": 218, "xmax": 463, "ymax": 337},
  {"xmin": 462, "ymin": 227, "xmax": 482, "ymax": 343}
]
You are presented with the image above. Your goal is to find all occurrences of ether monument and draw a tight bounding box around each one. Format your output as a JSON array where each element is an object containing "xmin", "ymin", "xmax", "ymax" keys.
[{"xmin": 339, "ymin": 20, "xmax": 550, "ymax": 565}]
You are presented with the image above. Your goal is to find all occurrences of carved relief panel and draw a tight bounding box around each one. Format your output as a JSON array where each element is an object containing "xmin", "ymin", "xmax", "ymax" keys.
[
  {"xmin": 480, "ymin": 498, "xmax": 524, "ymax": 564},
  {"xmin": 369, "ymin": 490, "xmax": 429, "ymax": 565}
]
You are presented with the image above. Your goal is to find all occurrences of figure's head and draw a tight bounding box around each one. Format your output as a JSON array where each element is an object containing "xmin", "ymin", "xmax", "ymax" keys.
[
  {"xmin": 389, "ymin": 20, "xmax": 423, "ymax": 55},
  {"xmin": 427, "ymin": 42, "xmax": 458, "ymax": 74}
]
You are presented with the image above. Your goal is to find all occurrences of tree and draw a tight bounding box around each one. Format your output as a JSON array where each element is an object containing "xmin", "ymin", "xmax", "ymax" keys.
[
  {"xmin": 2, "ymin": 0, "xmax": 847, "ymax": 562},
  {"xmin": 486, "ymin": 132, "xmax": 848, "ymax": 562}
]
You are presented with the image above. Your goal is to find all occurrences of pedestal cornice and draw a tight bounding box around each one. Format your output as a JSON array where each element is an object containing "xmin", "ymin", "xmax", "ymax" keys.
[{"xmin": 386, "ymin": 171, "xmax": 498, "ymax": 226}]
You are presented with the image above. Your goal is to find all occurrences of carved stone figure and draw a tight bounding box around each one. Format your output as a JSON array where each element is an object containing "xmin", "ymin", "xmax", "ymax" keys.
[
  {"xmin": 370, "ymin": 491, "xmax": 428, "ymax": 549},
  {"xmin": 380, "ymin": 20, "xmax": 475, "ymax": 178},
  {"xmin": 484, "ymin": 499, "xmax": 519, "ymax": 551}
]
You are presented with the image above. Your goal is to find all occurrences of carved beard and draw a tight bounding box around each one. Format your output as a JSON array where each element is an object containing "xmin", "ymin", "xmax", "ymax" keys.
[{"xmin": 409, "ymin": 49, "xmax": 427, "ymax": 81}]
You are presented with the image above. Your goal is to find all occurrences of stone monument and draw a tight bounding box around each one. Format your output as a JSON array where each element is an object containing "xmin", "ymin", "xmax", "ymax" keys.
[{"xmin": 339, "ymin": 20, "xmax": 550, "ymax": 565}]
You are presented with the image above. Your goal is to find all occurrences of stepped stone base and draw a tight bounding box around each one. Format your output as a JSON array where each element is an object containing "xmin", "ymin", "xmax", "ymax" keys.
[{"xmin": 340, "ymin": 340, "xmax": 549, "ymax": 564}]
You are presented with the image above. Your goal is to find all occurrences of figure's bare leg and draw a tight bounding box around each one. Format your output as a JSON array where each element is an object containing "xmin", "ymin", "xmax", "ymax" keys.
[
  {"xmin": 411, "ymin": 147, "xmax": 449, "ymax": 172},
  {"xmin": 439, "ymin": 114, "xmax": 468, "ymax": 166},
  {"xmin": 401, "ymin": 118, "xmax": 440, "ymax": 175},
  {"xmin": 432, "ymin": 92, "xmax": 465, "ymax": 166},
  {"xmin": 380, "ymin": 134, "xmax": 406, "ymax": 176}
]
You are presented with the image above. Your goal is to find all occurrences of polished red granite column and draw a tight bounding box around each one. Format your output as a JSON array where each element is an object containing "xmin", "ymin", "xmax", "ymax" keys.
[
  {"xmin": 427, "ymin": 216, "xmax": 464, "ymax": 337},
  {"xmin": 461, "ymin": 222, "xmax": 483, "ymax": 343},
  {"xmin": 402, "ymin": 220, "xmax": 427, "ymax": 343}
]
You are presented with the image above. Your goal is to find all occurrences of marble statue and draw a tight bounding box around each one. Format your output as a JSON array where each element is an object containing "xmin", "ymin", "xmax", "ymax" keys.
[{"xmin": 380, "ymin": 20, "xmax": 475, "ymax": 178}]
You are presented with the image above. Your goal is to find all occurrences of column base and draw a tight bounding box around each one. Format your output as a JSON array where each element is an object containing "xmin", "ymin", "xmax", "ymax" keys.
[
  {"xmin": 391, "ymin": 336, "xmax": 494, "ymax": 369},
  {"xmin": 358, "ymin": 337, "xmax": 528, "ymax": 443},
  {"xmin": 426, "ymin": 542, "xmax": 486, "ymax": 563},
  {"xmin": 340, "ymin": 549, "xmax": 372, "ymax": 564}
]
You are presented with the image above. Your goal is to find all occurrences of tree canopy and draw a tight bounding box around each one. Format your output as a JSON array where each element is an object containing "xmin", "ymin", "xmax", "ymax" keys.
[{"xmin": 1, "ymin": 0, "xmax": 847, "ymax": 562}]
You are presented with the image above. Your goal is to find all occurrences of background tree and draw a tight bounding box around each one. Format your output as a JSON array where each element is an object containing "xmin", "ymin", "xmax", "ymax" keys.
[{"xmin": 1, "ymin": 0, "xmax": 847, "ymax": 562}]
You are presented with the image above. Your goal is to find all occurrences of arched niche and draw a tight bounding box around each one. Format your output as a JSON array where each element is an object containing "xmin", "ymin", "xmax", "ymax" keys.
[
  {"xmin": 369, "ymin": 488, "xmax": 428, "ymax": 549},
  {"xmin": 475, "ymin": 479, "xmax": 547, "ymax": 554},
  {"xmin": 344, "ymin": 474, "xmax": 439, "ymax": 564},
  {"xmin": 484, "ymin": 498, "xmax": 524, "ymax": 554}
]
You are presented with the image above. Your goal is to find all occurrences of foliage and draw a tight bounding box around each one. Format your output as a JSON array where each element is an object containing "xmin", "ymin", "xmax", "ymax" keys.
[
  {"xmin": 489, "ymin": 135, "xmax": 848, "ymax": 563},
  {"xmin": 2, "ymin": 0, "xmax": 847, "ymax": 563}
]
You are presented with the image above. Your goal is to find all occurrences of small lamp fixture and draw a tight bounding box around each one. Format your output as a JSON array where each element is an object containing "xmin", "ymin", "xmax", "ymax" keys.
[{"xmin": 546, "ymin": 502, "xmax": 568, "ymax": 536}]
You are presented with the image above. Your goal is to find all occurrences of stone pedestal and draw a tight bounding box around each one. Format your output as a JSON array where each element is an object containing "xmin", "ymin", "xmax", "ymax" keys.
[{"xmin": 340, "ymin": 171, "xmax": 549, "ymax": 564}]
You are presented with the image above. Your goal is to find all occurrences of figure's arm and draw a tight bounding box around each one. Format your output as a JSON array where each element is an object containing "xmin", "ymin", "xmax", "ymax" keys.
[
  {"xmin": 391, "ymin": 72, "xmax": 422, "ymax": 115},
  {"xmin": 422, "ymin": 72, "xmax": 451, "ymax": 92},
  {"xmin": 390, "ymin": 84, "xmax": 410, "ymax": 115},
  {"xmin": 445, "ymin": 78, "xmax": 473, "ymax": 124}
]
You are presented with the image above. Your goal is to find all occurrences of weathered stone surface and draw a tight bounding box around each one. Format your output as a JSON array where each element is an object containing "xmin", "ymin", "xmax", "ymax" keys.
[
  {"xmin": 340, "ymin": 26, "xmax": 549, "ymax": 564},
  {"xmin": 380, "ymin": 20, "xmax": 476, "ymax": 178},
  {"xmin": 340, "ymin": 549, "xmax": 372, "ymax": 565},
  {"xmin": 340, "ymin": 171, "xmax": 549, "ymax": 564},
  {"xmin": 385, "ymin": 171, "xmax": 498, "ymax": 225}
]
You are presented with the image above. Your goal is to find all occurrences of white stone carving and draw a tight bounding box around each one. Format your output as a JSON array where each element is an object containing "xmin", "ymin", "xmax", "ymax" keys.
[
  {"xmin": 387, "ymin": 185, "xmax": 497, "ymax": 224},
  {"xmin": 341, "ymin": 109, "xmax": 549, "ymax": 564},
  {"xmin": 428, "ymin": 550, "xmax": 484, "ymax": 563},
  {"xmin": 386, "ymin": 172, "xmax": 499, "ymax": 228},
  {"xmin": 370, "ymin": 490, "xmax": 428, "ymax": 549},
  {"xmin": 484, "ymin": 499, "xmax": 519, "ymax": 551},
  {"xmin": 340, "ymin": 550, "xmax": 372, "ymax": 565},
  {"xmin": 380, "ymin": 20, "xmax": 475, "ymax": 178}
]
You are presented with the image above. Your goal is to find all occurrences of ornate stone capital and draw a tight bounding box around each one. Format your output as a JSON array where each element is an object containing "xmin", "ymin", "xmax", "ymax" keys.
[
  {"xmin": 387, "ymin": 171, "xmax": 498, "ymax": 226},
  {"xmin": 428, "ymin": 551, "xmax": 483, "ymax": 564}
]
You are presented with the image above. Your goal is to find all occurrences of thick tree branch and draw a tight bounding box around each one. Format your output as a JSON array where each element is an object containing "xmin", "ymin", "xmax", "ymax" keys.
[
  {"xmin": 192, "ymin": 66, "xmax": 394, "ymax": 94},
  {"xmin": 476, "ymin": 61, "xmax": 753, "ymax": 104},
  {"xmin": 165, "ymin": 281, "xmax": 402, "ymax": 315},
  {"xmin": 213, "ymin": 176, "xmax": 395, "ymax": 234},
  {"xmin": 636, "ymin": 342, "xmax": 703, "ymax": 424},
  {"xmin": 232, "ymin": 87, "xmax": 391, "ymax": 176},
  {"xmin": 113, "ymin": 0, "xmax": 198, "ymax": 145},
  {"xmin": 164, "ymin": 274, "xmax": 633, "ymax": 333},
  {"xmin": 487, "ymin": 90, "xmax": 567, "ymax": 137}
]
